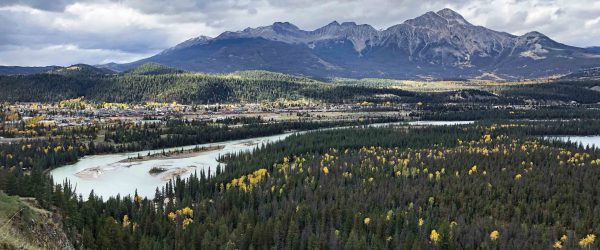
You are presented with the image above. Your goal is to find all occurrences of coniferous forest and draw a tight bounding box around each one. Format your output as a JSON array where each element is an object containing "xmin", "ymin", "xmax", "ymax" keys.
[
  {"xmin": 1, "ymin": 63, "xmax": 600, "ymax": 105},
  {"xmin": 2, "ymin": 120, "xmax": 600, "ymax": 249}
]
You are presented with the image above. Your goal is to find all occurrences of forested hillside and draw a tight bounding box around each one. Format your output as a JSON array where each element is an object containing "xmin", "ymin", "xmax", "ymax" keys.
[
  {"xmin": 1, "ymin": 63, "xmax": 600, "ymax": 104},
  {"xmin": 0, "ymin": 64, "xmax": 417, "ymax": 104}
]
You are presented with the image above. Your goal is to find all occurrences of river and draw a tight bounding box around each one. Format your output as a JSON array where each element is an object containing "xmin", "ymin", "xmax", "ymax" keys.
[
  {"xmin": 544, "ymin": 136, "xmax": 600, "ymax": 148},
  {"xmin": 50, "ymin": 121, "xmax": 475, "ymax": 199}
]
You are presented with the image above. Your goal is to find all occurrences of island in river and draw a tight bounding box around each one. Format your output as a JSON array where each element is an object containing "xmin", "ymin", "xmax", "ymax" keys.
[{"xmin": 120, "ymin": 145, "xmax": 226, "ymax": 163}]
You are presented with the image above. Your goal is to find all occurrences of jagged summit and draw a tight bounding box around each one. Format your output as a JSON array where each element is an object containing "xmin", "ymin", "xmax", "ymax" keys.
[
  {"xmin": 326, "ymin": 21, "xmax": 340, "ymax": 26},
  {"xmin": 521, "ymin": 31, "xmax": 547, "ymax": 38},
  {"xmin": 436, "ymin": 8, "xmax": 460, "ymax": 17},
  {"xmin": 404, "ymin": 9, "xmax": 471, "ymax": 27},
  {"xmin": 436, "ymin": 8, "xmax": 470, "ymax": 25},
  {"xmin": 107, "ymin": 8, "xmax": 600, "ymax": 80},
  {"xmin": 272, "ymin": 21, "xmax": 299, "ymax": 29}
]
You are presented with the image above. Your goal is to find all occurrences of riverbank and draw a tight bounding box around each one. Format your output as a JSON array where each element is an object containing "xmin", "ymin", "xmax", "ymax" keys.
[{"xmin": 119, "ymin": 145, "xmax": 225, "ymax": 163}]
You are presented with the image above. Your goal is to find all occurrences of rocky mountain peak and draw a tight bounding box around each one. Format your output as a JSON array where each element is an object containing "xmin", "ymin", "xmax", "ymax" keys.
[
  {"xmin": 126, "ymin": 8, "xmax": 599, "ymax": 80},
  {"xmin": 314, "ymin": 21, "xmax": 375, "ymax": 33},
  {"xmin": 403, "ymin": 11, "xmax": 447, "ymax": 28},
  {"xmin": 325, "ymin": 21, "xmax": 340, "ymax": 27},
  {"xmin": 311, "ymin": 21, "xmax": 378, "ymax": 52},
  {"xmin": 521, "ymin": 31, "xmax": 547, "ymax": 39},
  {"xmin": 404, "ymin": 8, "xmax": 471, "ymax": 27},
  {"xmin": 272, "ymin": 22, "xmax": 300, "ymax": 31},
  {"xmin": 436, "ymin": 8, "xmax": 470, "ymax": 25}
]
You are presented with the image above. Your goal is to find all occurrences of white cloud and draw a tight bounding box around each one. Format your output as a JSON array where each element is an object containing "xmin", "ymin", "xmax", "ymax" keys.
[
  {"xmin": 0, "ymin": 0, "xmax": 598, "ymax": 66},
  {"xmin": 451, "ymin": 0, "xmax": 600, "ymax": 46},
  {"xmin": 585, "ymin": 16, "xmax": 600, "ymax": 28},
  {"xmin": 0, "ymin": 44, "xmax": 153, "ymax": 66}
]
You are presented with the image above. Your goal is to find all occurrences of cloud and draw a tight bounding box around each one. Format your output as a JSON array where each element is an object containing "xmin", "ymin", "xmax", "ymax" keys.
[
  {"xmin": 0, "ymin": 0, "xmax": 598, "ymax": 66},
  {"xmin": 0, "ymin": 0, "xmax": 78, "ymax": 12},
  {"xmin": 454, "ymin": 0, "xmax": 600, "ymax": 47},
  {"xmin": 0, "ymin": 44, "xmax": 151, "ymax": 66}
]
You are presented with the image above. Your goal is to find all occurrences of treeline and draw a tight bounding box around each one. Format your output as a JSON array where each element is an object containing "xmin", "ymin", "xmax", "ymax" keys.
[
  {"xmin": 421, "ymin": 105, "xmax": 600, "ymax": 121},
  {"xmin": 502, "ymin": 80, "xmax": 600, "ymax": 104},
  {"xmin": 103, "ymin": 117, "xmax": 404, "ymax": 150}
]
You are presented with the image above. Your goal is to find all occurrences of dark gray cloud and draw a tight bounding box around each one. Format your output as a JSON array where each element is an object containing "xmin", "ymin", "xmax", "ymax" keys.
[
  {"xmin": 0, "ymin": 0, "xmax": 80, "ymax": 11},
  {"xmin": 0, "ymin": 0, "xmax": 598, "ymax": 66}
]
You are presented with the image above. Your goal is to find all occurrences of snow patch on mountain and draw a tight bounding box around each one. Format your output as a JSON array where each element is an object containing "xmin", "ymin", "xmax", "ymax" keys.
[{"xmin": 520, "ymin": 44, "xmax": 548, "ymax": 60}]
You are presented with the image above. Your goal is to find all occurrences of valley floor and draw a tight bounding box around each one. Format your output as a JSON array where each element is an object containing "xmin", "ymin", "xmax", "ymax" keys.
[{"xmin": 2, "ymin": 100, "xmax": 600, "ymax": 249}]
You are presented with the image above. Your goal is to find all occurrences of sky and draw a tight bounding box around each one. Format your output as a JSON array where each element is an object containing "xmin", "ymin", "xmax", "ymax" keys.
[{"xmin": 0, "ymin": 0, "xmax": 598, "ymax": 66}]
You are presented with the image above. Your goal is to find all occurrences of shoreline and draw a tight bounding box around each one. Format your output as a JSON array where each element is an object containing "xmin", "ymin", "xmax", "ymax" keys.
[
  {"xmin": 118, "ymin": 145, "xmax": 225, "ymax": 163},
  {"xmin": 158, "ymin": 166, "xmax": 197, "ymax": 181}
]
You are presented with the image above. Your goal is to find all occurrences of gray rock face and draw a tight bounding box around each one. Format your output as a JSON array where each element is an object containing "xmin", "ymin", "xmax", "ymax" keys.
[
  {"xmin": 160, "ymin": 35, "xmax": 213, "ymax": 54},
  {"xmin": 114, "ymin": 8, "xmax": 600, "ymax": 80},
  {"xmin": 215, "ymin": 20, "xmax": 379, "ymax": 53}
]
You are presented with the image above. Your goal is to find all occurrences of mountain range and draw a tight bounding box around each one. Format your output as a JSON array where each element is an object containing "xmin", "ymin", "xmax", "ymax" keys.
[
  {"xmin": 95, "ymin": 8, "xmax": 597, "ymax": 80},
  {"xmin": 2, "ymin": 8, "xmax": 599, "ymax": 80}
]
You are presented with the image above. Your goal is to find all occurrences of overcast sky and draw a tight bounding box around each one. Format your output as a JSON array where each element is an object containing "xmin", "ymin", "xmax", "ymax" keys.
[{"xmin": 0, "ymin": 0, "xmax": 598, "ymax": 66}]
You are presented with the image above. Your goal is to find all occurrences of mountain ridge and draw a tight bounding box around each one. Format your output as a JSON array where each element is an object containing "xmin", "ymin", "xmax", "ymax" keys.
[
  {"xmin": 2, "ymin": 8, "xmax": 598, "ymax": 79},
  {"xmin": 107, "ymin": 8, "xmax": 596, "ymax": 80}
]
